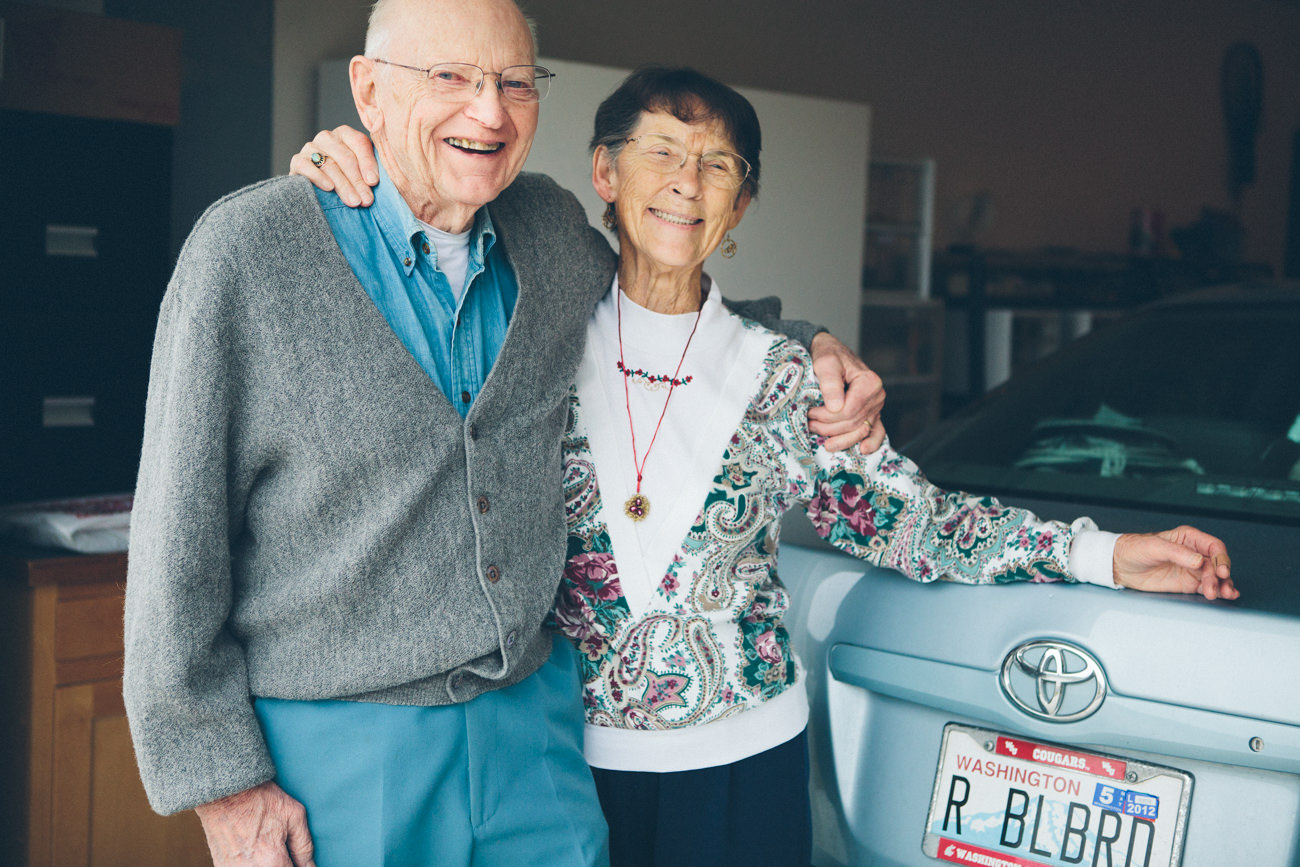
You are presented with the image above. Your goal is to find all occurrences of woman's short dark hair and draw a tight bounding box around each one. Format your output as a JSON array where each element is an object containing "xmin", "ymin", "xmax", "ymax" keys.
[{"xmin": 590, "ymin": 65, "xmax": 762, "ymax": 199}]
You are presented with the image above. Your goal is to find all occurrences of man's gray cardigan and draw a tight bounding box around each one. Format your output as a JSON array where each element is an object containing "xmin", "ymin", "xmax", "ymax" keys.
[{"xmin": 123, "ymin": 172, "xmax": 814, "ymax": 815}]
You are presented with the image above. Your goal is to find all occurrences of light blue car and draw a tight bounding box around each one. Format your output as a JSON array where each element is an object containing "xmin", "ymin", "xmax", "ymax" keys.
[{"xmin": 779, "ymin": 283, "xmax": 1300, "ymax": 866}]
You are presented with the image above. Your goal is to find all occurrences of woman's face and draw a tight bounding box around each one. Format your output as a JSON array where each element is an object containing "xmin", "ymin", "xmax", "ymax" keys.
[{"xmin": 593, "ymin": 109, "xmax": 751, "ymax": 277}]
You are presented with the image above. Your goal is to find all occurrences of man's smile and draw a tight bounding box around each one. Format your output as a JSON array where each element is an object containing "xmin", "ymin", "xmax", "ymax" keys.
[{"xmin": 445, "ymin": 137, "xmax": 504, "ymax": 153}]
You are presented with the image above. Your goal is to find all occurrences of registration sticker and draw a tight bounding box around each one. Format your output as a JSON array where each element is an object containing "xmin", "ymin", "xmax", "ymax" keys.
[{"xmin": 922, "ymin": 724, "xmax": 1192, "ymax": 867}]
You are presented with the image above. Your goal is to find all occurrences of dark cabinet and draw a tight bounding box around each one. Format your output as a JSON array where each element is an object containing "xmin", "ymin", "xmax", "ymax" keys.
[
  {"xmin": 0, "ymin": 3, "xmax": 180, "ymax": 504},
  {"xmin": 1, "ymin": 109, "xmax": 173, "ymax": 502}
]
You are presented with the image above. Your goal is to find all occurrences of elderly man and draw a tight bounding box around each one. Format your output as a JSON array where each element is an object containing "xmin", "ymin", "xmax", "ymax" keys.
[{"xmin": 124, "ymin": 0, "xmax": 882, "ymax": 864}]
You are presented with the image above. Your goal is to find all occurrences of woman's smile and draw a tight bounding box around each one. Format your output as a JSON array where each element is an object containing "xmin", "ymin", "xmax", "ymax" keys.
[{"xmin": 648, "ymin": 207, "xmax": 703, "ymax": 227}]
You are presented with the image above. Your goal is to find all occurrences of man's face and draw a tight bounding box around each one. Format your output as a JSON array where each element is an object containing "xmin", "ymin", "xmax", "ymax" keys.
[{"xmin": 357, "ymin": 0, "xmax": 539, "ymax": 231}]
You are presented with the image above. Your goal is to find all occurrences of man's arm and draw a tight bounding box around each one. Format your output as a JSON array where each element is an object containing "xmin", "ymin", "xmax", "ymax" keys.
[
  {"xmin": 123, "ymin": 197, "xmax": 315, "ymax": 865},
  {"xmin": 125, "ymin": 204, "xmax": 277, "ymax": 811},
  {"xmin": 726, "ymin": 296, "xmax": 885, "ymax": 452},
  {"xmin": 290, "ymin": 127, "xmax": 886, "ymax": 452}
]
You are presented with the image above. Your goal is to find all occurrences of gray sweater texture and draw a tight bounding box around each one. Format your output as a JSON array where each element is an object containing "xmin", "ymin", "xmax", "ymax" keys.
[{"xmin": 123, "ymin": 172, "xmax": 813, "ymax": 815}]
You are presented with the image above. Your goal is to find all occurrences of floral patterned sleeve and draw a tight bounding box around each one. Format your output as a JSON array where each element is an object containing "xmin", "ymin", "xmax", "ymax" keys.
[{"xmin": 769, "ymin": 340, "xmax": 1079, "ymax": 586}]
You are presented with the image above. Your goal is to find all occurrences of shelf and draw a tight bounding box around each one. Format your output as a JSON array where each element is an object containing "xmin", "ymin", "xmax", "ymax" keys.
[
  {"xmin": 861, "ymin": 158, "xmax": 938, "ymax": 440},
  {"xmin": 863, "ymin": 158, "xmax": 934, "ymax": 298}
]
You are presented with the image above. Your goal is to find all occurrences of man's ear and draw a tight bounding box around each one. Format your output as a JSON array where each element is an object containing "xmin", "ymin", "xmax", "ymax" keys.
[
  {"xmin": 591, "ymin": 145, "xmax": 618, "ymax": 204},
  {"xmin": 350, "ymin": 55, "xmax": 383, "ymax": 135}
]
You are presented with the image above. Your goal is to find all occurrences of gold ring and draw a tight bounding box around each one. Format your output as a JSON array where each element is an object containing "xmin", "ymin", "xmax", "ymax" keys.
[{"xmin": 310, "ymin": 151, "xmax": 328, "ymax": 169}]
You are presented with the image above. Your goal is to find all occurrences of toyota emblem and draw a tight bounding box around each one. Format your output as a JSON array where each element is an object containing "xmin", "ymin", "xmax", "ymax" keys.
[{"xmin": 1000, "ymin": 639, "xmax": 1107, "ymax": 723}]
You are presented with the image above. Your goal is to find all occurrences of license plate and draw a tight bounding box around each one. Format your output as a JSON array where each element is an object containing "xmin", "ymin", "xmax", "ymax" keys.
[{"xmin": 922, "ymin": 724, "xmax": 1192, "ymax": 867}]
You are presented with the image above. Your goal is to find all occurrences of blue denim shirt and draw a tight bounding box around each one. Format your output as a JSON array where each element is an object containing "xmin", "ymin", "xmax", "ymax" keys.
[{"xmin": 314, "ymin": 155, "xmax": 518, "ymax": 417}]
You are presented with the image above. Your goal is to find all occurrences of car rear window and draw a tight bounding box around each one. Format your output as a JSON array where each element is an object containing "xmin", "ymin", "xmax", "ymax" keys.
[{"xmin": 908, "ymin": 298, "xmax": 1300, "ymax": 524}]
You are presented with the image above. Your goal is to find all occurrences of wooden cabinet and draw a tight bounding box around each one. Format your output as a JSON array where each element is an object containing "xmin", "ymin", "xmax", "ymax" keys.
[{"xmin": 1, "ymin": 547, "xmax": 210, "ymax": 866}]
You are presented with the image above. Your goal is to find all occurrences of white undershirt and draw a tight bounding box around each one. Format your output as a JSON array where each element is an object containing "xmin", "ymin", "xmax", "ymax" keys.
[{"xmin": 418, "ymin": 221, "xmax": 472, "ymax": 303}]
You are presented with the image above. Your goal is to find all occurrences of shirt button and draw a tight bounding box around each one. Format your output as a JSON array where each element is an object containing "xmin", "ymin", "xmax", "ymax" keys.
[
  {"xmin": 486, "ymin": 564, "xmax": 501, "ymax": 583},
  {"xmin": 422, "ymin": 242, "xmax": 431, "ymax": 254},
  {"xmin": 477, "ymin": 495, "xmax": 490, "ymax": 514},
  {"xmin": 403, "ymin": 256, "xmax": 412, "ymax": 267},
  {"xmin": 460, "ymin": 391, "xmax": 472, "ymax": 403}
]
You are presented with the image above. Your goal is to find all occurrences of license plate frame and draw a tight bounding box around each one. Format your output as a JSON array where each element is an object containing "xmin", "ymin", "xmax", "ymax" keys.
[{"xmin": 921, "ymin": 723, "xmax": 1193, "ymax": 867}]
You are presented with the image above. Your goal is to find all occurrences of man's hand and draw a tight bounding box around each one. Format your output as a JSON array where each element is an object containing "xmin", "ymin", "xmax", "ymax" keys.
[
  {"xmin": 808, "ymin": 331, "xmax": 886, "ymax": 453},
  {"xmin": 289, "ymin": 125, "xmax": 379, "ymax": 208},
  {"xmin": 1113, "ymin": 526, "xmax": 1238, "ymax": 601},
  {"xmin": 194, "ymin": 780, "xmax": 316, "ymax": 867}
]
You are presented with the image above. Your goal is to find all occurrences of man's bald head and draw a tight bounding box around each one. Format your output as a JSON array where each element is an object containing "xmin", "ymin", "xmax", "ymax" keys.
[{"xmin": 365, "ymin": 0, "xmax": 538, "ymax": 61}]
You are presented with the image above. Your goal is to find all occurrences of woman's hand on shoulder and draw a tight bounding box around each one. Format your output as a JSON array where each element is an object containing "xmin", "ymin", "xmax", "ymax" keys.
[
  {"xmin": 289, "ymin": 125, "xmax": 379, "ymax": 208},
  {"xmin": 1112, "ymin": 526, "xmax": 1238, "ymax": 600}
]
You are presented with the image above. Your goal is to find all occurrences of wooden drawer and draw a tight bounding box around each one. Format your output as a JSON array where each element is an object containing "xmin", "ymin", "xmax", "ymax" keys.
[{"xmin": 54, "ymin": 582, "xmax": 125, "ymax": 686}]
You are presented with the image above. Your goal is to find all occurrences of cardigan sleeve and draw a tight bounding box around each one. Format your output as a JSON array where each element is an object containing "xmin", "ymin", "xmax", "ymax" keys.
[
  {"xmin": 123, "ymin": 199, "xmax": 277, "ymax": 815},
  {"xmin": 770, "ymin": 340, "xmax": 1090, "ymax": 586}
]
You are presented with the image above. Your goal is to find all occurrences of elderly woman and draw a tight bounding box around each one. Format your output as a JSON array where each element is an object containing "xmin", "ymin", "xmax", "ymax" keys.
[{"xmin": 297, "ymin": 65, "xmax": 1235, "ymax": 867}]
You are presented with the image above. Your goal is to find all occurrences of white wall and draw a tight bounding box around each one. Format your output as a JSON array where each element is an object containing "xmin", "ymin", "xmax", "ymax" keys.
[{"xmin": 314, "ymin": 56, "xmax": 872, "ymax": 348}]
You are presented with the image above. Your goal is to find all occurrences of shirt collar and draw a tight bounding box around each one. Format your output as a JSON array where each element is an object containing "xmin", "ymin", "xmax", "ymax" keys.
[{"xmin": 370, "ymin": 150, "xmax": 498, "ymax": 277}]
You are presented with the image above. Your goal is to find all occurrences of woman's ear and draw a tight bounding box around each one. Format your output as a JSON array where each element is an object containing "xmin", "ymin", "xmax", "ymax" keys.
[
  {"xmin": 591, "ymin": 145, "xmax": 618, "ymax": 204},
  {"xmin": 350, "ymin": 55, "xmax": 383, "ymax": 135},
  {"xmin": 728, "ymin": 189, "xmax": 752, "ymax": 230}
]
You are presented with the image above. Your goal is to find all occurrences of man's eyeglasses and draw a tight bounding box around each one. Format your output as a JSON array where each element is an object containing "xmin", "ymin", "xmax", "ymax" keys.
[
  {"xmin": 371, "ymin": 59, "xmax": 554, "ymax": 104},
  {"xmin": 623, "ymin": 135, "xmax": 751, "ymax": 191}
]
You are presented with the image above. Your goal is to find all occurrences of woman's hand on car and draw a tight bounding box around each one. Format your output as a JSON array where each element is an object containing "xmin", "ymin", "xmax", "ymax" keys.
[{"xmin": 1113, "ymin": 526, "xmax": 1238, "ymax": 600}]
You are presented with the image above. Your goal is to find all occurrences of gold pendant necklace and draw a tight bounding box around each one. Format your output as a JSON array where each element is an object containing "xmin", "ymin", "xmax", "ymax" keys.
[{"xmin": 617, "ymin": 288, "xmax": 703, "ymax": 522}]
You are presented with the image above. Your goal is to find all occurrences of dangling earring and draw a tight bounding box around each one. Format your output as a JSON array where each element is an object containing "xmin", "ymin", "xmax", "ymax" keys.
[
  {"xmin": 720, "ymin": 233, "xmax": 738, "ymax": 258},
  {"xmin": 602, "ymin": 202, "xmax": 617, "ymax": 232}
]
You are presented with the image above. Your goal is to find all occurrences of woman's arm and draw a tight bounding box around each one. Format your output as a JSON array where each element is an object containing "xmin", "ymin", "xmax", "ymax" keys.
[{"xmin": 773, "ymin": 341, "xmax": 1236, "ymax": 600}]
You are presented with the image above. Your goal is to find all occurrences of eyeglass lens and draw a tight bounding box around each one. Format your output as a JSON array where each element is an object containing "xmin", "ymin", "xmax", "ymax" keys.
[
  {"xmin": 630, "ymin": 135, "xmax": 748, "ymax": 188},
  {"xmin": 427, "ymin": 63, "xmax": 550, "ymax": 103}
]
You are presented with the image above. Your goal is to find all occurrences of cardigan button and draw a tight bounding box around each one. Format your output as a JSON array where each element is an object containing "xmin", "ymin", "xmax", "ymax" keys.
[
  {"xmin": 477, "ymin": 495, "xmax": 490, "ymax": 514},
  {"xmin": 486, "ymin": 564, "xmax": 501, "ymax": 583},
  {"xmin": 506, "ymin": 630, "xmax": 517, "ymax": 648},
  {"xmin": 468, "ymin": 424, "xmax": 479, "ymax": 440}
]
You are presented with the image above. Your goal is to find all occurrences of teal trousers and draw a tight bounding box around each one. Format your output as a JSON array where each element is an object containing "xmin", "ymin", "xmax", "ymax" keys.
[{"xmin": 254, "ymin": 635, "xmax": 608, "ymax": 866}]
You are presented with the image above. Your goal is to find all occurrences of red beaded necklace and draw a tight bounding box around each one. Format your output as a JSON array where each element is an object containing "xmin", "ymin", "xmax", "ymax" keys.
[{"xmin": 616, "ymin": 287, "xmax": 704, "ymax": 522}]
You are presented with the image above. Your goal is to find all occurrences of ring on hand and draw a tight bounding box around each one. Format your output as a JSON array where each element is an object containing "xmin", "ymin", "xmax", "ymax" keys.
[{"xmin": 310, "ymin": 151, "xmax": 328, "ymax": 169}]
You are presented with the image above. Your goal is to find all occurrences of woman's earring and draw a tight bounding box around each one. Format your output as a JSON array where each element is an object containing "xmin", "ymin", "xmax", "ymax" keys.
[
  {"xmin": 602, "ymin": 203, "xmax": 617, "ymax": 232},
  {"xmin": 721, "ymin": 233, "xmax": 738, "ymax": 258}
]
